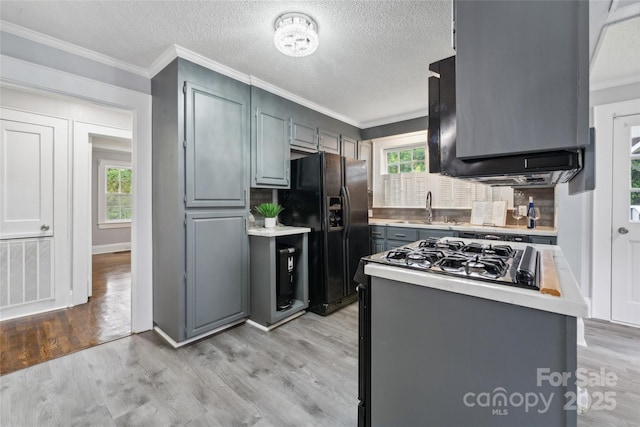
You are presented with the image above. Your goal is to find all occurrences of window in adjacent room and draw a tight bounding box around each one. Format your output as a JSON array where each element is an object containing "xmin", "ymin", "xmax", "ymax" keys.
[{"xmin": 98, "ymin": 159, "xmax": 132, "ymax": 229}]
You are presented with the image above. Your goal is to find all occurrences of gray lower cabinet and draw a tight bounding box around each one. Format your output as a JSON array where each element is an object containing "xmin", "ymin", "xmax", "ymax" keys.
[
  {"xmin": 418, "ymin": 229, "xmax": 458, "ymax": 239},
  {"xmin": 251, "ymin": 101, "xmax": 291, "ymax": 188},
  {"xmin": 291, "ymin": 120, "xmax": 317, "ymax": 152},
  {"xmin": 529, "ymin": 235, "xmax": 558, "ymax": 245},
  {"xmin": 385, "ymin": 227, "xmax": 418, "ymax": 251},
  {"xmin": 186, "ymin": 211, "xmax": 249, "ymax": 338},
  {"xmin": 370, "ymin": 225, "xmax": 386, "ymax": 254},
  {"xmin": 152, "ymin": 57, "xmax": 250, "ymax": 344},
  {"xmin": 341, "ymin": 136, "xmax": 357, "ymax": 159},
  {"xmin": 369, "ymin": 275, "xmax": 577, "ymax": 426},
  {"xmin": 318, "ymin": 128, "xmax": 340, "ymax": 155},
  {"xmin": 249, "ymin": 233, "xmax": 309, "ymax": 328}
]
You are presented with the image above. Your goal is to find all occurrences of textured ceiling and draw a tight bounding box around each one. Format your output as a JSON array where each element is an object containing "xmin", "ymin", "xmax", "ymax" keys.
[
  {"xmin": 0, "ymin": 1, "xmax": 454, "ymax": 127},
  {"xmin": 0, "ymin": 1, "xmax": 638, "ymax": 127},
  {"xmin": 590, "ymin": 16, "xmax": 640, "ymax": 87}
]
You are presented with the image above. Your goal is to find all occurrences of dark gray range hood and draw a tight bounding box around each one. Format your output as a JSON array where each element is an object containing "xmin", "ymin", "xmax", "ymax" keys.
[{"xmin": 428, "ymin": 56, "xmax": 583, "ymax": 187}]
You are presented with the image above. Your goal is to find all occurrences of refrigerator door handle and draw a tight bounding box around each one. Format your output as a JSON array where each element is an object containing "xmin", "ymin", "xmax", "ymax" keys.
[{"xmin": 342, "ymin": 185, "xmax": 352, "ymax": 238}]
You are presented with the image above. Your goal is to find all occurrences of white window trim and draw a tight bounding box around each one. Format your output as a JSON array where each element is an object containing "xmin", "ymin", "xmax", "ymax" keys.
[
  {"xmin": 98, "ymin": 158, "xmax": 132, "ymax": 229},
  {"xmin": 372, "ymin": 131, "xmax": 429, "ymax": 208},
  {"xmin": 383, "ymin": 143, "xmax": 426, "ymax": 175}
]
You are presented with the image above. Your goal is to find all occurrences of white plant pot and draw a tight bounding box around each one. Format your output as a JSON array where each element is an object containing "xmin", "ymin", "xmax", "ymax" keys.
[{"xmin": 264, "ymin": 217, "xmax": 277, "ymax": 229}]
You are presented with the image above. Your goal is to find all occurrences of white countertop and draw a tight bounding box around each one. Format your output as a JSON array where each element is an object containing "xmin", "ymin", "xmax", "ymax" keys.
[
  {"xmin": 369, "ymin": 218, "xmax": 557, "ymax": 236},
  {"xmin": 247, "ymin": 225, "xmax": 311, "ymax": 237},
  {"xmin": 364, "ymin": 240, "xmax": 588, "ymax": 318}
]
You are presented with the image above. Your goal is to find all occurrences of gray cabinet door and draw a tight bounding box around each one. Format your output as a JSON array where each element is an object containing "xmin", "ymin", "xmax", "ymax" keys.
[
  {"xmin": 418, "ymin": 229, "xmax": 457, "ymax": 239},
  {"xmin": 318, "ymin": 128, "xmax": 340, "ymax": 155},
  {"xmin": 371, "ymin": 239, "xmax": 385, "ymax": 254},
  {"xmin": 185, "ymin": 210, "xmax": 248, "ymax": 338},
  {"xmin": 455, "ymin": 0, "xmax": 588, "ymax": 158},
  {"xmin": 358, "ymin": 140, "xmax": 372, "ymax": 191},
  {"xmin": 184, "ymin": 81, "xmax": 248, "ymax": 207},
  {"xmin": 529, "ymin": 235, "xmax": 557, "ymax": 245},
  {"xmin": 291, "ymin": 121, "xmax": 317, "ymax": 152},
  {"xmin": 341, "ymin": 136, "xmax": 357, "ymax": 159},
  {"xmin": 252, "ymin": 107, "xmax": 290, "ymax": 188}
]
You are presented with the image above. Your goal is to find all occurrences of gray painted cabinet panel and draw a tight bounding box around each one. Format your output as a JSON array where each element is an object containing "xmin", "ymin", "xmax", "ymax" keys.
[
  {"xmin": 341, "ymin": 136, "xmax": 357, "ymax": 159},
  {"xmin": 370, "ymin": 276, "xmax": 577, "ymax": 426},
  {"xmin": 318, "ymin": 128, "xmax": 340, "ymax": 155},
  {"xmin": 291, "ymin": 121, "xmax": 317, "ymax": 152},
  {"xmin": 249, "ymin": 234, "xmax": 309, "ymax": 327},
  {"xmin": 358, "ymin": 140, "xmax": 372, "ymax": 191},
  {"xmin": 252, "ymin": 107, "xmax": 290, "ymax": 188},
  {"xmin": 186, "ymin": 211, "xmax": 248, "ymax": 338},
  {"xmin": 185, "ymin": 82, "xmax": 248, "ymax": 207},
  {"xmin": 455, "ymin": 0, "xmax": 589, "ymax": 158}
]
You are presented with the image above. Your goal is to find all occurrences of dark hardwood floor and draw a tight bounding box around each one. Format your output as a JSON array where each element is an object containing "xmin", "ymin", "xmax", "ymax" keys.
[{"xmin": 0, "ymin": 251, "xmax": 131, "ymax": 375}]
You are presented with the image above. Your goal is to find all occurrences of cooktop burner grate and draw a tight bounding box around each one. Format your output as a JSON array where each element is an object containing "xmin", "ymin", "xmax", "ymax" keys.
[{"xmin": 368, "ymin": 238, "xmax": 539, "ymax": 290}]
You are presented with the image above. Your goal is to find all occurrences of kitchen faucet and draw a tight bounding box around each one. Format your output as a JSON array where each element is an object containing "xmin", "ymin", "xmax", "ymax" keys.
[{"xmin": 425, "ymin": 191, "xmax": 433, "ymax": 224}]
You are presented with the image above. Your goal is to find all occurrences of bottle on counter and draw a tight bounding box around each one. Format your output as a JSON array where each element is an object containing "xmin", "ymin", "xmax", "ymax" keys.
[{"xmin": 527, "ymin": 196, "xmax": 535, "ymax": 229}]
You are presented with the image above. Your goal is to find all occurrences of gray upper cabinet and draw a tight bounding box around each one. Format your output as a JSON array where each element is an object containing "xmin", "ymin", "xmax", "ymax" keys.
[
  {"xmin": 185, "ymin": 81, "xmax": 248, "ymax": 207},
  {"xmin": 251, "ymin": 105, "xmax": 291, "ymax": 188},
  {"xmin": 291, "ymin": 121, "xmax": 318, "ymax": 152},
  {"xmin": 341, "ymin": 136, "xmax": 357, "ymax": 159},
  {"xmin": 358, "ymin": 140, "xmax": 372, "ymax": 191},
  {"xmin": 455, "ymin": 0, "xmax": 589, "ymax": 159},
  {"xmin": 318, "ymin": 128, "xmax": 340, "ymax": 155},
  {"xmin": 186, "ymin": 210, "xmax": 248, "ymax": 338}
]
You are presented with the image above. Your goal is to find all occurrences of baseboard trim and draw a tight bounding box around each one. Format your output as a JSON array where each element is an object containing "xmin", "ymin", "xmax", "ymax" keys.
[
  {"xmin": 92, "ymin": 242, "xmax": 131, "ymax": 254},
  {"xmin": 246, "ymin": 310, "xmax": 306, "ymax": 332},
  {"xmin": 153, "ymin": 318, "xmax": 247, "ymax": 348}
]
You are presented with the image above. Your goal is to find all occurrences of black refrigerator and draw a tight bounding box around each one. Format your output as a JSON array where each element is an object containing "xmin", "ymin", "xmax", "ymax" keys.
[{"xmin": 278, "ymin": 151, "xmax": 369, "ymax": 316}]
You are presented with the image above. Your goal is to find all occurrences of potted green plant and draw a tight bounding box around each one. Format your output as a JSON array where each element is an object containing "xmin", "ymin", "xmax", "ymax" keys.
[{"xmin": 254, "ymin": 203, "xmax": 284, "ymax": 229}]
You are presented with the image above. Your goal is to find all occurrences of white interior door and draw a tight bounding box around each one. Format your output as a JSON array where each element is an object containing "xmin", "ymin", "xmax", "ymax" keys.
[
  {"xmin": 1, "ymin": 120, "xmax": 54, "ymax": 238},
  {"xmin": 611, "ymin": 113, "xmax": 640, "ymax": 326},
  {"xmin": 0, "ymin": 108, "xmax": 70, "ymax": 320}
]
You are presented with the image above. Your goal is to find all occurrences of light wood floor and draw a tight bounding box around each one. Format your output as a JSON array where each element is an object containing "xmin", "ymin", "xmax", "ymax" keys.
[
  {"xmin": 0, "ymin": 251, "xmax": 131, "ymax": 375},
  {"xmin": 0, "ymin": 302, "xmax": 637, "ymax": 426}
]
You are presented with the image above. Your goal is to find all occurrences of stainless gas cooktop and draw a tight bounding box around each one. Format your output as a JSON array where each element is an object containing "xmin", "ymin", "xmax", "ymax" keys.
[{"xmin": 364, "ymin": 238, "xmax": 539, "ymax": 290}]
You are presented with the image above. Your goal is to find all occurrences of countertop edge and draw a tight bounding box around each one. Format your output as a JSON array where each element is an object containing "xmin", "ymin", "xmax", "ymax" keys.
[
  {"xmin": 364, "ymin": 243, "xmax": 588, "ymax": 318},
  {"xmin": 247, "ymin": 226, "xmax": 311, "ymax": 237},
  {"xmin": 369, "ymin": 218, "xmax": 557, "ymax": 237}
]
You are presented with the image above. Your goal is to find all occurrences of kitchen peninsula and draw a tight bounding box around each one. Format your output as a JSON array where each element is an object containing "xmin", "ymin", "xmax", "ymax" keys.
[{"xmin": 358, "ymin": 240, "xmax": 588, "ymax": 427}]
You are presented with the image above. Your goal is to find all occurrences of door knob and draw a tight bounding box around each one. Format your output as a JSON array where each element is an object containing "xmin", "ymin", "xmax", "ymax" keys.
[
  {"xmin": 618, "ymin": 227, "xmax": 629, "ymax": 235},
  {"xmin": 40, "ymin": 224, "xmax": 50, "ymax": 231}
]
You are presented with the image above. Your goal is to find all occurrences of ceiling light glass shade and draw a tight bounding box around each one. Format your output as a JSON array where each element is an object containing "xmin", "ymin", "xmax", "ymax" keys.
[{"xmin": 274, "ymin": 13, "xmax": 318, "ymax": 57}]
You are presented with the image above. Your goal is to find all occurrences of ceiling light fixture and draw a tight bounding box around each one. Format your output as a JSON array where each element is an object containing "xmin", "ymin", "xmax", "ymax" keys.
[{"xmin": 274, "ymin": 13, "xmax": 318, "ymax": 57}]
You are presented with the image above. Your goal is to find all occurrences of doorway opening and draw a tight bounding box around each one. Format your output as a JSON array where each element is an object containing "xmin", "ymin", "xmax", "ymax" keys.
[{"xmin": 0, "ymin": 84, "xmax": 137, "ymax": 374}]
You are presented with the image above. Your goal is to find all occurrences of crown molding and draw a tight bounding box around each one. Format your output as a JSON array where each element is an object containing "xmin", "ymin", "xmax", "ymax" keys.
[
  {"xmin": 147, "ymin": 45, "xmax": 180, "ymax": 79},
  {"xmin": 590, "ymin": 74, "xmax": 640, "ymax": 92},
  {"xmin": 0, "ymin": 21, "xmax": 149, "ymax": 78},
  {"xmin": 0, "ymin": 22, "xmax": 414, "ymax": 130},
  {"xmin": 249, "ymin": 76, "xmax": 360, "ymax": 128},
  {"xmin": 149, "ymin": 44, "xmax": 361, "ymax": 127},
  {"xmin": 360, "ymin": 109, "xmax": 429, "ymax": 130}
]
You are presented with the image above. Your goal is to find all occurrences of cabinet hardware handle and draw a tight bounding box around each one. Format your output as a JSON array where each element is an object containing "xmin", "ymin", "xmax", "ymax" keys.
[
  {"xmin": 395, "ymin": 234, "xmax": 406, "ymax": 237},
  {"xmin": 40, "ymin": 224, "xmax": 50, "ymax": 231},
  {"xmin": 618, "ymin": 227, "xmax": 629, "ymax": 235}
]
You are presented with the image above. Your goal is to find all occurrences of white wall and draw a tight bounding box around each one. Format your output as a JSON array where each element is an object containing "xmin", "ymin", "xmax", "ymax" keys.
[
  {"xmin": 0, "ymin": 59, "xmax": 152, "ymax": 332},
  {"xmin": 558, "ymin": 81, "xmax": 640, "ymax": 310}
]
